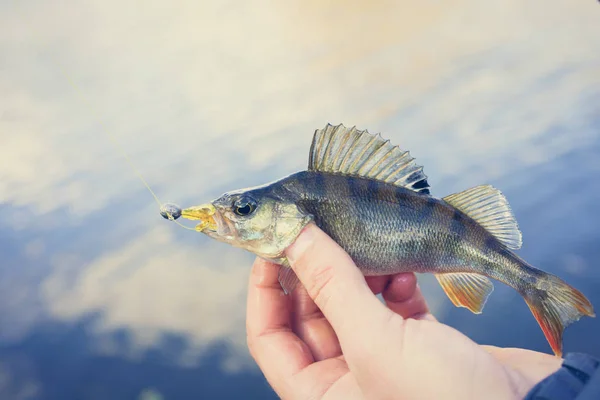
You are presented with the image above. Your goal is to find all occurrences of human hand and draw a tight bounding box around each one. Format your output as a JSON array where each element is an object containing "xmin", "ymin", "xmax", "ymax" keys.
[{"xmin": 246, "ymin": 223, "xmax": 562, "ymax": 399}]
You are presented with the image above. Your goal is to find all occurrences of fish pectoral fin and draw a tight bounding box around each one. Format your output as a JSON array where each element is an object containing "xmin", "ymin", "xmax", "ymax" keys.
[
  {"xmin": 435, "ymin": 272, "xmax": 494, "ymax": 314},
  {"xmin": 442, "ymin": 185, "xmax": 522, "ymax": 250},
  {"xmin": 308, "ymin": 123, "xmax": 430, "ymax": 194},
  {"xmin": 278, "ymin": 266, "xmax": 300, "ymax": 295}
]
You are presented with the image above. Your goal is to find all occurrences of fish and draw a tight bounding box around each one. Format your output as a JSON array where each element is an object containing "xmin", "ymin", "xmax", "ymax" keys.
[{"xmin": 165, "ymin": 123, "xmax": 595, "ymax": 357}]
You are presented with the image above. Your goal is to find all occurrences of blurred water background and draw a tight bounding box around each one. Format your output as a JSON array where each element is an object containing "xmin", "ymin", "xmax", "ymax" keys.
[{"xmin": 1, "ymin": 1, "xmax": 599, "ymax": 399}]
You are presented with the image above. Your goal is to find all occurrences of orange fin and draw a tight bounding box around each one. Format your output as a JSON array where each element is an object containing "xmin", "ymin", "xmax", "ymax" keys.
[
  {"xmin": 523, "ymin": 276, "xmax": 595, "ymax": 357},
  {"xmin": 435, "ymin": 273, "xmax": 494, "ymax": 314}
]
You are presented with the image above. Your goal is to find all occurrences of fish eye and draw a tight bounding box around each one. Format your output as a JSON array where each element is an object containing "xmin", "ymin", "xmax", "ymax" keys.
[{"xmin": 233, "ymin": 196, "xmax": 257, "ymax": 216}]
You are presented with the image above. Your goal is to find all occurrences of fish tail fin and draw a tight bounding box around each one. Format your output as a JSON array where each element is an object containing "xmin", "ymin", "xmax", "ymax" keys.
[{"xmin": 523, "ymin": 274, "xmax": 595, "ymax": 357}]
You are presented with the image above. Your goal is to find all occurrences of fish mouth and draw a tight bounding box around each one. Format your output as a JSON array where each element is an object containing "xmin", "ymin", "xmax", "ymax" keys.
[{"xmin": 181, "ymin": 203, "xmax": 219, "ymax": 232}]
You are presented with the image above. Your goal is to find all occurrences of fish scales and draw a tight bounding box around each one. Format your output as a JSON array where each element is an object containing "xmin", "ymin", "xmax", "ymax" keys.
[{"xmin": 279, "ymin": 171, "xmax": 525, "ymax": 282}]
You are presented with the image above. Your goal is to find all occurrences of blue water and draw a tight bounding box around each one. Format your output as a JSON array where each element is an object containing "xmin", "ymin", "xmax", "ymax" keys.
[{"xmin": 1, "ymin": 1, "xmax": 599, "ymax": 399}]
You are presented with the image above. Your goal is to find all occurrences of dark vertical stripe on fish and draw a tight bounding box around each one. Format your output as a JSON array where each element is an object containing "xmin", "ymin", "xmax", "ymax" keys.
[
  {"xmin": 484, "ymin": 236, "xmax": 497, "ymax": 255},
  {"xmin": 394, "ymin": 186, "xmax": 408, "ymax": 207},
  {"xmin": 367, "ymin": 178, "xmax": 380, "ymax": 200},
  {"xmin": 348, "ymin": 176, "xmax": 362, "ymax": 199},
  {"xmin": 450, "ymin": 209, "xmax": 467, "ymax": 237},
  {"xmin": 313, "ymin": 171, "xmax": 326, "ymax": 198},
  {"xmin": 292, "ymin": 172, "xmax": 311, "ymax": 199},
  {"xmin": 418, "ymin": 196, "xmax": 437, "ymax": 224}
]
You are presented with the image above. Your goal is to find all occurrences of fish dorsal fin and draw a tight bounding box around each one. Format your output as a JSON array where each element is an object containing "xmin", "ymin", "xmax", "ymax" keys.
[
  {"xmin": 443, "ymin": 185, "xmax": 523, "ymax": 250},
  {"xmin": 435, "ymin": 272, "xmax": 494, "ymax": 314},
  {"xmin": 308, "ymin": 123, "xmax": 430, "ymax": 194}
]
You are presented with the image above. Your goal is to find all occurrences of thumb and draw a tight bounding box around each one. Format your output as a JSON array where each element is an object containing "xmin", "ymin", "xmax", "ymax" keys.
[{"xmin": 284, "ymin": 223, "xmax": 391, "ymax": 347}]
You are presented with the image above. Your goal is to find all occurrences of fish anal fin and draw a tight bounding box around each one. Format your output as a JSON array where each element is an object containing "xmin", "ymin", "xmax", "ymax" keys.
[
  {"xmin": 308, "ymin": 123, "xmax": 430, "ymax": 194},
  {"xmin": 278, "ymin": 265, "xmax": 300, "ymax": 295},
  {"xmin": 435, "ymin": 272, "xmax": 494, "ymax": 314},
  {"xmin": 443, "ymin": 185, "xmax": 523, "ymax": 250}
]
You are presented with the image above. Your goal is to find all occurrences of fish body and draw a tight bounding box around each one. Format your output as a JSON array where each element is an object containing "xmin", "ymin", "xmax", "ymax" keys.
[
  {"xmin": 276, "ymin": 170, "xmax": 520, "ymax": 278},
  {"xmin": 174, "ymin": 123, "xmax": 595, "ymax": 356}
]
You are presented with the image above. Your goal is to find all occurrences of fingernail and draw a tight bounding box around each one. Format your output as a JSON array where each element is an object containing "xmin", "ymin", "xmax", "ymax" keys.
[{"xmin": 286, "ymin": 224, "xmax": 314, "ymax": 263}]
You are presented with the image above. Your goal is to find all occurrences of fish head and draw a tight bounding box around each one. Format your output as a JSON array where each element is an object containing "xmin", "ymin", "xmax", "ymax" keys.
[{"xmin": 181, "ymin": 186, "xmax": 312, "ymax": 260}]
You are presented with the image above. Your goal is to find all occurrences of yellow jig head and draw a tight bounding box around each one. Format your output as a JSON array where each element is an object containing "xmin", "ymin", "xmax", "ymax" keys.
[{"xmin": 160, "ymin": 203, "xmax": 217, "ymax": 232}]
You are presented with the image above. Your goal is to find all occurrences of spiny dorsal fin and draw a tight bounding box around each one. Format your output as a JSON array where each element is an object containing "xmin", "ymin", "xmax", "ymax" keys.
[
  {"xmin": 308, "ymin": 123, "xmax": 430, "ymax": 194},
  {"xmin": 435, "ymin": 272, "xmax": 494, "ymax": 314},
  {"xmin": 443, "ymin": 185, "xmax": 523, "ymax": 250}
]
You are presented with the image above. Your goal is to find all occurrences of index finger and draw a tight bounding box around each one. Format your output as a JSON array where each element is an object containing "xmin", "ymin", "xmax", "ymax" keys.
[{"xmin": 246, "ymin": 258, "xmax": 314, "ymax": 396}]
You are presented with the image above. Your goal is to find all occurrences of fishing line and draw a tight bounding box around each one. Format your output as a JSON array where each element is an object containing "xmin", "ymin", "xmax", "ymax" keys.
[{"xmin": 58, "ymin": 66, "xmax": 196, "ymax": 231}]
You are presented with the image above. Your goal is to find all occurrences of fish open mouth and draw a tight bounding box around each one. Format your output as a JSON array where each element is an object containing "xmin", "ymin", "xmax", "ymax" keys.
[{"xmin": 181, "ymin": 204, "xmax": 219, "ymax": 232}]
